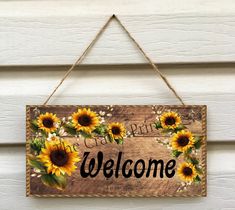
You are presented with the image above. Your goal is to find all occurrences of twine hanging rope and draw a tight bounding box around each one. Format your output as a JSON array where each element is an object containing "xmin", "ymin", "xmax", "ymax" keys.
[{"xmin": 43, "ymin": 14, "xmax": 185, "ymax": 105}]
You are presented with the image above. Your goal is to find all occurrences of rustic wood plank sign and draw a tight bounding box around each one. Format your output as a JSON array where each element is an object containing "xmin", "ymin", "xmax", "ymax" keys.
[{"xmin": 26, "ymin": 105, "xmax": 207, "ymax": 197}]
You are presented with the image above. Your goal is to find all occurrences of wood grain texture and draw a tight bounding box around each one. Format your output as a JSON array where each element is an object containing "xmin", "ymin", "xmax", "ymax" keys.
[
  {"xmin": 1, "ymin": 144, "xmax": 235, "ymax": 209},
  {"xmin": 0, "ymin": 65, "xmax": 234, "ymax": 143},
  {"xmin": 26, "ymin": 105, "xmax": 206, "ymax": 197},
  {"xmin": 1, "ymin": 0, "xmax": 235, "ymax": 65}
]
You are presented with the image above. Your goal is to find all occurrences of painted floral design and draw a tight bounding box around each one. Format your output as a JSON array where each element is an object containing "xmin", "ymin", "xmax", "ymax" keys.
[
  {"xmin": 71, "ymin": 108, "xmax": 100, "ymax": 133},
  {"xmin": 64, "ymin": 107, "xmax": 126, "ymax": 144},
  {"xmin": 37, "ymin": 112, "xmax": 60, "ymax": 133},
  {"xmin": 28, "ymin": 107, "xmax": 127, "ymax": 190},
  {"xmin": 154, "ymin": 110, "xmax": 203, "ymax": 192}
]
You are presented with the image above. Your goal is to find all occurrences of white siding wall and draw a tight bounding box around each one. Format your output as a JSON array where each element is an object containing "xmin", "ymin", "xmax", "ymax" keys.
[{"xmin": 0, "ymin": 1, "xmax": 235, "ymax": 209}]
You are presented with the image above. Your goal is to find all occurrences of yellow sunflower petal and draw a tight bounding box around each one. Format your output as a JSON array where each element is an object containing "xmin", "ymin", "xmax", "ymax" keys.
[
  {"xmin": 160, "ymin": 111, "xmax": 182, "ymax": 129},
  {"xmin": 171, "ymin": 130, "xmax": 195, "ymax": 152},
  {"xmin": 108, "ymin": 122, "xmax": 126, "ymax": 140},
  {"xmin": 71, "ymin": 108, "xmax": 100, "ymax": 133},
  {"xmin": 177, "ymin": 162, "xmax": 197, "ymax": 182},
  {"xmin": 37, "ymin": 139, "xmax": 80, "ymax": 177},
  {"xmin": 37, "ymin": 112, "xmax": 60, "ymax": 133}
]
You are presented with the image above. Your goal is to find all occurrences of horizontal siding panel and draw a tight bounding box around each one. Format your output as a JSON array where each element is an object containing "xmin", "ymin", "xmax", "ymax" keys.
[
  {"xmin": 1, "ymin": 1, "xmax": 235, "ymax": 16},
  {"xmin": 0, "ymin": 65, "xmax": 234, "ymax": 143},
  {"xmin": 1, "ymin": 10, "xmax": 235, "ymax": 65},
  {"xmin": 0, "ymin": 144, "xmax": 235, "ymax": 209}
]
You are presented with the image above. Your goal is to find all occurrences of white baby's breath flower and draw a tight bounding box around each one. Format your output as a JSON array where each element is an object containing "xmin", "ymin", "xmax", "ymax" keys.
[
  {"xmin": 33, "ymin": 107, "xmax": 40, "ymax": 116},
  {"xmin": 33, "ymin": 168, "xmax": 41, "ymax": 173},
  {"xmin": 181, "ymin": 182, "xmax": 186, "ymax": 186},
  {"xmin": 59, "ymin": 127, "xmax": 67, "ymax": 136},
  {"xmin": 167, "ymin": 145, "xmax": 172, "ymax": 150},
  {"xmin": 107, "ymin": 113, "xmax": 112, "ymax": 117},
  {"xmin": 68, "ymin": 116, "xmax": 72, "ymax": 120},
  {"xmin": 47, "ymin": 133, "xmax": 58, "ymax": 141},
  {"xmin": 31, "ymin": 174, "xmax": 37, "ymax": 177},
  {"xmin": 99, "ymin": 111, "xmax": 105, "ymax": 116},
  {"xmin": 62, "ymin": 117, "xmax": 66, "ymax": 123},
  {"xmin": 162, "ymin": 139, "xmax": 169, "ymax": 144},
  {"xmin": 100, "ymin": 117, "xmax": 105, "ymax": 123}
]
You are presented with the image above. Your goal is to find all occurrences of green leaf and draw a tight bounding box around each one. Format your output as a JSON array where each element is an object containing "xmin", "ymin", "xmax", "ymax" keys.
[
  {"xmin": 28, "ymin": 157, "xmax": 46, "ymax": 172},
  {"xmin": 107, "ymin": 134, "xmax": 114, "ymax": 143},
  {"xmin": 40, "ymin": 130, "xmax": 48, "ymax": 138},
  {"xmin": 161, "ymin": 128, "xmax": 173, "ymax": 133},
  {"xmin": 79, "ymin": 131, "xmax": 92, "ymax": 139},
  {"xmin": 94, "ymin": 124, "xmax": 107, "ymax": 135},
  {"xmin": 31, "ymin": 120, "xmax": 39, "ymax": 132},
  {"xmin": 194, "ymin": 175, "xmax": 201, "ymax": 183},
  {"xmin": 194, "ymin": 136, "xmax": 202, "ymax": 149},
  {"xmin": 188, "ymin": 157, "xmax": 199, "ymax": 165},
  {"xmin": 63, "ymin": 124, "xmax": 77, "ymax": 135},
  {"xmin": 115, "ymin": 138, "xmax": 124, "ymax": 145},
  {"xmin": 30, "ymin": 138, "xmax": 45, "ymax": 154},
  {"xmin": 174, "ymin": 124, "xmax": 186, "ymax": 132},
  {"xmin": 154, "ymin": 121, "xmax": 162, "ymax": 129},
  {"xmin": 172, "ymin": 150, "xmax": 182, "ymax": 158},
  {"xmin": 195, "ymin": 166, "xmax": 203, "ymax": 175},
  {"xmin": 185, "ymin": 147, "xmax": 192, "ymax": 155},
  {"xmin": 41, "ymin": 174, "xmax": 67, "ymax": 190},
  {"xmin": 53, "ymin": 174, "xmax": 67, "ymax": 189}
]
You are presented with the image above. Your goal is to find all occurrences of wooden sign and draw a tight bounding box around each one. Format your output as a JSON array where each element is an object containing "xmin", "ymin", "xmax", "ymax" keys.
[{"xmin": 26, "ymin": 105, "xmax": 207, "ymax": 197}]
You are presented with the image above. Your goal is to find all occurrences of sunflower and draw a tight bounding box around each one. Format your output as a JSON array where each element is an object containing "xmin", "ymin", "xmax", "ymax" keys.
[
  {"xmin": 108, "ymin": 122, "xmax": 126, "ymax": 140},
  {"xmin": 72, "ymin": 108, "xmax": 100, "ymax": 133},
  {"xmin": 160, "ymin": 111, "xmax": 181, "ymax": 129},
  {"xmin": 37, "ymin": 112, "xmax": 60, "ymax": 133},
  {"xmin": 171, "ymin": 130, "xmax": 194, "ymax": 152},
  {"xmin": 177, "ymin": 162, "xmax": 197, "ymax": 182},
  {"xmin": 38, "ymin": 140, "xmax": 80, "ymax": 176}
]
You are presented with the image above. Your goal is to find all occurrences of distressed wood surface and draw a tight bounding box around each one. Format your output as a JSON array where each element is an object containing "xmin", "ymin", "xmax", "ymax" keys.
[
  {"xmin": 27, "ymin": 105, "xmax": 206, "ymax": 197},
  {"xmin": 1, "ymin": 144, "xmax": 235, "ymax": 209},
  {"xmin": 0, "ymin": 65, "xmax": 234, "ymax": 143},
  {"xmin": 1, "ymin": 0, "xmax": 235, "ymax": 65}
]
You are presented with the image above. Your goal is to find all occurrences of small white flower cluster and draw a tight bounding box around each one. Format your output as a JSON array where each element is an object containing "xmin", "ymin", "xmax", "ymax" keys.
[
  {"xmin": 126, "ymin": 131, "xmax": 132, "ymax": 138},
  {"xmin": 98, "ymin": 105, "xmax": 114, "ymax": 123},
  {"xmin": 154, "ymin": 137, "xmax": 171, "ymax": 149},
  {"xmin": 33, "ymin": 107, "xmax": 40, "ymax": 117},
  {"xmin": 176, "ymin": 181, "xmax": 192, "ymax": 192},
  {"xmin": 31, "ymin": 168, "xmax": 41, "ymax": 178},
  {"xmin": 151, "ymin": 106, "xmax": 170, "ymax": 115}
]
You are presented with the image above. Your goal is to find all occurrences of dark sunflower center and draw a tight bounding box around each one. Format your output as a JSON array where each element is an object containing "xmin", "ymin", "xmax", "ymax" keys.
[
  {"xmin": 177, "ymin": 136, "xmax": 189, "ymax": 146},
  {"xmin": 165, "ymin": 117, "xmax": 176, "ymax": 125},
  {"xmin": 42, "ymin": 118, "xmax": 54, "ymax": 128},
  {"xmin": 50, "ymin": 150, "xmax": 69, "ymax": 166},
  {"xmin": 183, "ymin": 167, "xmax": 193, "ymax": 176},
  {"xmin": 111, "ymin": 126, "xmax": 121, "ymax": 135},
  {"xmin": 78, "ymin": 115, "xmax": 92, "ymax": 126}
]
